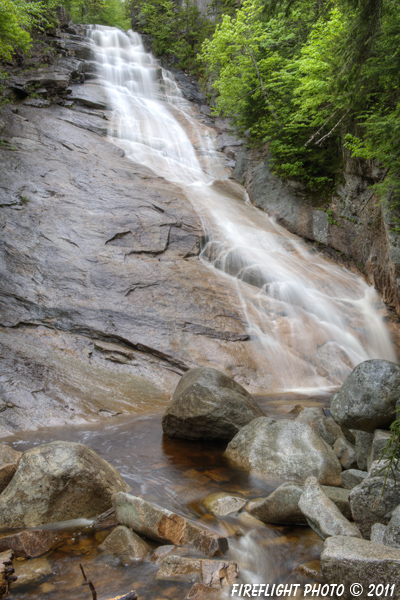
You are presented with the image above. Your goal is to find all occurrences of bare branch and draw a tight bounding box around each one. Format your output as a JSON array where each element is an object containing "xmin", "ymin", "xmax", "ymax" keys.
[
  {"xmin": 315, "ymin": 109, "xmax": 350, "ymax": 146},
  {"xmin": 304, "ymin": 108, "xmax": 339, "ymax": 146},
  {"xmin": 80, "ymin": 564, "xmax": 97, "ymax": 600}
]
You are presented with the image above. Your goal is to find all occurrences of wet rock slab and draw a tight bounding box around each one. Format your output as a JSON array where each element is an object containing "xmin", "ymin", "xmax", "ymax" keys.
[{"xmin": 0, "ymin": 98, "xmax": 265, "ymax": 433}]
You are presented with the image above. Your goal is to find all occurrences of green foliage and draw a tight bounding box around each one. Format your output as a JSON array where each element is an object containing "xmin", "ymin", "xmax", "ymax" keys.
[
  {"xmin": 61, "ymin": 0, "xmax": 130, "ymax": 28},
  {"xmin": 378, "ymin": 407, "xmax": 400, "ymax": 487},
  {"xmin": 130, "ymin": 0, "xmax": 214, "ymax": 71},
  {"xmin": 200, "ymin": 0, "xmax": 400, "ymax": 196},
  {"xmin": 0, "ymin": 0, "xmax": 47, "ymax": 62}
]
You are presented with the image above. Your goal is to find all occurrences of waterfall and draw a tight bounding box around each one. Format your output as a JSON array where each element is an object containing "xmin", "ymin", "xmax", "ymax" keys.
[{"xmin": 87, "ymin": 26, "xmax": 396, "ymax": 392}]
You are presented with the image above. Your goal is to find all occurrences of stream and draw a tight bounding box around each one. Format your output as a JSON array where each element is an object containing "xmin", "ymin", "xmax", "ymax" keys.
[{"xmin": 3, "ymin": 25, "xmax": 399, "ymax": 599}]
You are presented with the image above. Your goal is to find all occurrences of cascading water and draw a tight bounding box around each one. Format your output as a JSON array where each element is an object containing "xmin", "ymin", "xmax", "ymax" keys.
[{"xmin": 87, "ymin": 26, "xmax": 396, "ymax": 392}]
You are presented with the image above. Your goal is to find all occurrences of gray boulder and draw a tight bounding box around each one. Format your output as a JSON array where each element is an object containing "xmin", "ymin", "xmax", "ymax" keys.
[
  {"xmin": 321, "ymin": 536, "xmax": 400, "ymax": 599},
  {"xmin": 298, "ymin": 477, "xmax": 361, "ymax": 540},
  {"xmin": 247, "ymin": 482, "xmax": 351, "ymax": 524},
  {"xmin": 349, "ymin": 460, "xmax": 400, "ymax": 537},
  {"xmin": 383, "ymin": 504, "xmax": 400, "ymax": 548},
  {"xmin": 0, "ymin": 441, "xmax": 129, "ymax": 527},
  {"xmin": 161, "ymin": 367, "xmax": 263, "ymax": 441},
  {"xmin": 341, "ymin": 469, "xmax": 368, "ymax": 489},
  {"xmin": 330, "ymin": 360, "xmax": 400, "ymax": 432},
  {"xmin": 224, "ymin": 418, "xmax": 342, "ymax": 485}
]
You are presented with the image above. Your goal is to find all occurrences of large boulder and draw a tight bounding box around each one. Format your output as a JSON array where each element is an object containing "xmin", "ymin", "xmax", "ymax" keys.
[
  {"xmin": 0, "ymin": 441, "xmax": 129, "ymax": 527},
  {"xmin": 161, "ymin": 367, "xmax": 263, "ymax": 440},
  {"xmin": 298, "ymin": 477, "xmax": 361, "ymax": 540},
  {"xmin": 224, "ymin": 418, "xmax": 342, "ymax": 485},
  {"xmin": 321, "ymin": 536, "xmax": 400, "ymax": 599},
  {"xmin": 349, "ymin": 460, "xmax": 400, "ymax": 537},
  {"xmin": 330, "ymin": 360, "xmax": 400, "ymax": 432}
]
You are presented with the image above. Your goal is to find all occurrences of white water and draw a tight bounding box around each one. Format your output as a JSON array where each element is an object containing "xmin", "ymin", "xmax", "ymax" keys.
[{"xmin": 88, "ymin": 26, "xmax": 396, "ymax": 392}]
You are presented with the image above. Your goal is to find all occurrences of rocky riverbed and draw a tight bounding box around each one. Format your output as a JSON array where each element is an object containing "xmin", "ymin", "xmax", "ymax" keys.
[{"xmin": 0, "ymin": 361, "xmax": 398, "ymax": 598}]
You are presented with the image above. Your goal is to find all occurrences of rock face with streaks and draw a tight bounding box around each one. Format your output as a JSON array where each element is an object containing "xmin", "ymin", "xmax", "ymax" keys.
[
  {"xmin": 161, "ymin": 367, "xmax": 263, "ymax": 440},
  {"xmin": 0, "ymin": 441, "xmax": 129, "ymax": 527},
  {"xmin": 0, "ymin": 46, "xmax": 269, "ymax": 434}
]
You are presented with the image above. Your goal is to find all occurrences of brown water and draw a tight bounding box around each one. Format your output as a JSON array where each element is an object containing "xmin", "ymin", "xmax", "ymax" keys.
[{"xmin": 3, "ymin": 393, "xmax": 328, "ymax": 599}]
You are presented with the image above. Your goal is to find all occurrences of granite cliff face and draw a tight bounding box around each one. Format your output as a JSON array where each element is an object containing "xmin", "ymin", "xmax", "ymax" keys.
[
  {"xmin": 235, "ymin": 146, "xmax": 400, "ymax": 321},
  {"xmin": 0, "ymin": 28, "xmax": 264, "ymax": 435}
]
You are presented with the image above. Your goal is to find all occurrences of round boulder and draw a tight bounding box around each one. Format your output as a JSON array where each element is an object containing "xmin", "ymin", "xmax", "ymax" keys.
[
  {"xmin": 330, "ymin": 360, "xmax": 400, "ymax": 432},
  {"xmin": 223, "ymin": 417, "xmax": 342, "ymax": 485},
  {"xmin": 0, "ymin": 441, "xmax": 129, "ymax": 528},
  {"xmin": 161, "ymin": 367, "xmax": 263, "ymax": 440}
]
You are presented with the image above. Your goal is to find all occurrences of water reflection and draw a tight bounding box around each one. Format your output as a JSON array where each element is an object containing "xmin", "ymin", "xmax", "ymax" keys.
[{"xmin": 5, "ymin": 405, "xmax": 323, "ymax": 599}]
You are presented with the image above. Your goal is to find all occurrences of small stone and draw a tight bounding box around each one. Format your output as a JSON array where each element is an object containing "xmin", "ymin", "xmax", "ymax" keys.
[
  {"xmin": 355, "ymin": 431, "xmax": 374, "ymax": 471},
  {"xmin": 0, "ymin": 463, "xmax": 17, "ymax": 493},
  {"xmin": 156, "ymin": 555, "xmax": 201, "ymax": 581},
  {"xmin": 341, "ymin": 469, "xmax": 368, "ymax": 489},
  {"xmin": 318, "ymin": 417, "xmax": 345, "ymax": 447},
  {"xmin": 370, "ymin": 523, "xmax": 388, "ymax": 545},
  {"xmin": 156, "ymin": 555, "xmax": 238, "ymax": 588},
  {"xmin": 295, "ymin": 560, "xmax": 324, "ymax": 583},
  {"xmin": 0, "ymin": 529, "xmax": 61, "ymax": 558},
  {"xmin": 113, "ymin": 493, "xmax": 228, "ymax": 558},
  {"xmin": 150, "ymin": 545, "xmax": 177, "ymax": 563},
  {"xmin": 13, "ymin": 556, "xmax": 52, "ymax": 589},
  {"xmin": 333, "ymin": 437, "xmax": 357, "ymax": 470},
  {"xmin": 0, "ymin": 444, "xmax": 22, "ymax": 466},
  {"xmin": 184, "ymin": 583, "xmax": 222, "ymax": 599},
  {"xmin": 298, "ymin": 477, "xmax": 361, "ymax": 540},
  {"xmin": 98, "ymin": 525, "xmax": 151, "ymax": 564},
  {"xmin": 367, "ymin": 429, "xmax": 391, "ymax": 470},
  {"xmin": 201, "ymin": 493, "xmax": 246, "ymax": 517},
  {"xmin": 383, "ymin": 504, "xmax": 400, "ymax": 548}
]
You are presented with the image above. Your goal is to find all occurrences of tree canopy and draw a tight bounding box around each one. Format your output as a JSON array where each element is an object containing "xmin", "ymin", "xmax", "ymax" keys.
[{"xmin": 200, "ymin": 0, "xmax": 400, "ymax": 198}]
